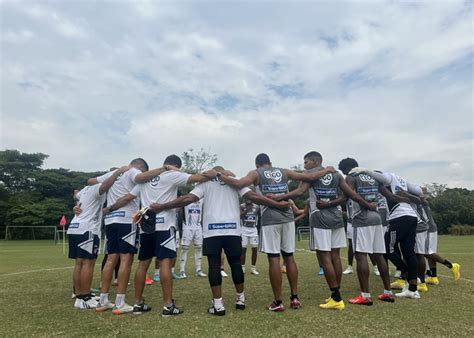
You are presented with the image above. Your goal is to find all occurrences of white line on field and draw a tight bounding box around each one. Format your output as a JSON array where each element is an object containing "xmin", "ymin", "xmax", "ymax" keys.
[{"xmin": 0, "ymin": 266, "xmax": 73, "ymax": 277}]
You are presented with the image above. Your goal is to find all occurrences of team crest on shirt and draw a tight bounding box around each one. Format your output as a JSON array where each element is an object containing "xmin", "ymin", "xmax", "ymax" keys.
[
  {"xmin": 264, "ymin": 169, "xmax": 283, "ymax": 183},
  {"xmin": 395, "ymin": 175, "xmax": 407, "ymax": 190},
  {"xmin": 359, "ymin": 174, "xmax": 375, "ymax": 185},
  {"xmin": 321, "ymin": 173, "xmax": 333, "ymax": 185},
  {"xmin": 150, "ymin": 176, "xmax": 160, "ymax": 187}
]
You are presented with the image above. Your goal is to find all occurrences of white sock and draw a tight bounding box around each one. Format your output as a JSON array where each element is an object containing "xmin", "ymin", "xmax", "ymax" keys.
[
  {"xmin": 361, "ymin": 292, "xmax": 371, "ymax": 298},
  {"xmin": 99, "ymin": 293, "xmax": 109, "ymax": 306},
  {"xmin": 180, "ymin": 246, "xmax": 189, "ymax": 272},
  {"xmin": 171, "ymin": 267, "xmax": 175, "ymax": 273},
  {"xmin": 195, "ymin": 246, "xmax": 202, "ymax": 272},
  {"xmin": 251, "ymin": 265, "xmax": 257, "ymax": 270},
  {"xmin": 236, "ymin": 292, "xmax": 245, "ymax": 302},
  {"xmin": 384, "ymin": 289, "xmax": 393, "ymax": 295},
  {"xmin": 213, "ymin": 297, "xmax": 224, "ymax": 309},
  {"xmin": 115, "ymin": 294, "xmax": 125, "ymax": 308},
  {"xmin": 154, "ymin": 269, "xmax": 160, "ymax": 276}
]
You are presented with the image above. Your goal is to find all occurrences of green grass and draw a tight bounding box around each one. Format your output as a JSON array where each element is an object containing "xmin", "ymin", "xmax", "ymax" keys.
[{"xmin": 0, "ymin": 236, "xmax": 473, "ymax": 336}]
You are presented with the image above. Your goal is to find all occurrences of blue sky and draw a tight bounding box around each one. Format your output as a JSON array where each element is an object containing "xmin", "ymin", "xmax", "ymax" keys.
[{"xmin": 1, "ymin": 0, "xmax": 472, "ymax": 188}]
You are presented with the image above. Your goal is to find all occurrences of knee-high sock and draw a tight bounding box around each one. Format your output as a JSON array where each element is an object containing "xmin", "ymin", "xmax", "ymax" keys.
[
  {"xmin": 195, "ymin": 245, "xmax": 203, "ymax": 272},
  {"xmin": 180, "ymin": 245, "xmax": 190, "ymax": 273}
]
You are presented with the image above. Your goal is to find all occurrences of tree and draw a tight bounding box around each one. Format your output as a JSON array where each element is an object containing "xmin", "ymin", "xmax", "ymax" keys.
[
  {"xmin": 429, "ymin": 188, "xmax": 474, "ymax": 234},
  {"xmin": 181, "ymin": 148, "xmax": 218, "ymax": 174},
  {"xmin": 0, "ymin": 149, "xmax": 48, "ymax": 192}
]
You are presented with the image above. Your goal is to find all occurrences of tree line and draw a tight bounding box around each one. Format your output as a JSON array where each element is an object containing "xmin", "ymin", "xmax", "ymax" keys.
[{"xmin": 1, "ymin": 149, "xmax": 472, "ymax": 239}]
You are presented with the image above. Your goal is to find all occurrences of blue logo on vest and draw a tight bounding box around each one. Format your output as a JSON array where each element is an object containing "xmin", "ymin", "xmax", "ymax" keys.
[{"xmin": 208, "ymin": 223, "xmax": 237, "ymax": 230}]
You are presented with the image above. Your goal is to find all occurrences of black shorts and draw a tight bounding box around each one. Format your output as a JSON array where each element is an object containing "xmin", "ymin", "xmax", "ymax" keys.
[
  {"xmin": 106, "ymin": 223, "xmax": 138, "ymax": 254},
  {"xmin": 68, "ymin": 232, "xmax": 100, "ymax": 260},
  {"xmin": 138, "ymin": 229, "xmax": 177, "ymax": 261},
  {"xmin": 203, "ymin": 236, "xmax": 242, "ymax": 257}
]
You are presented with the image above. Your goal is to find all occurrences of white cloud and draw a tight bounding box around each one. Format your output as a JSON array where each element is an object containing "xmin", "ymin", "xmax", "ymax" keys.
[{"xmin": 1, "ymin": 0, "xmax": 472, "ymax": 188}]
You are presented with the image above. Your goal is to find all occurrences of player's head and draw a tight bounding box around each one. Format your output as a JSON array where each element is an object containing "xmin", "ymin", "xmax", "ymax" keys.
[
  {"xmin": 163, "ymin": 154, "xmax": 182, "ymax": 169},
  {"xmin": 213, "ymin": 165, "xmax": 225, "ymax": 172},
  {"xmin": 73, "ymin": 189, "xmax": 80, "ymax": 201},
  {"xmin": 303, "ymin": 151, "xmax": 322, "ymax": 169},
  {"xmin": 255, "ymin": 153, "xmax": 271, "ymax": 168},
  {"xmin": 130, "ymin": 158, "xmax": 149, "ymax": 172},
  {"xmin": 338, "ymin": 157, "xmax": 358, "ymax": 175}
]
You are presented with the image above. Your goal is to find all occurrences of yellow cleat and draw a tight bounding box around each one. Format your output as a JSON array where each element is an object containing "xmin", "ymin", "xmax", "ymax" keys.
[
  {"xmin": 390, "ymin": 279, "xmax": 406, "ymax": 290},
  {"xmin": 451, "ymin": 263, "xmax": 461, "ymax": 281},
  {"xmin": 418, "ymin": 283, "xmax": 429, "ymax": 292},
  {"xmin": 320, "ymin": 298, "xmax": 345, "ymax": 310},
  {"xmin": 426, "ymin": 276, "xmax": 440, "ymax": 285}
]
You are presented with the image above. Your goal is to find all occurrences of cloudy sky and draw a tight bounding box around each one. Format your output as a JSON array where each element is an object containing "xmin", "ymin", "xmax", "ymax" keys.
[{"xmin": 1, "ymin": 0, "xmax": 472, "ymax": 188}]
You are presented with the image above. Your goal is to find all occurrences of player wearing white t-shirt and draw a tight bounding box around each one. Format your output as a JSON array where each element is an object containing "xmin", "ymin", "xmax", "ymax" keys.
[
  {"xmin": 106, "ymin": 155, "xmax": 210, "ymax": 317},
  {"xmin": 240, "ymin": 200, "xmax": 260, "ymax": 275},
  {"xmin": 151, "ymin": 166, "xmax": 290, "ymax": 316},
  {"xmin": 179, "ymin": 200, "xmax": 206, "ymax": 278},
  {"xmin": 89, "ymin": 158, "xmax": 156, "ymax": 314},
  {"xmin": 69, "ymin": 166, "xmax": 129, "ymax": 310}
]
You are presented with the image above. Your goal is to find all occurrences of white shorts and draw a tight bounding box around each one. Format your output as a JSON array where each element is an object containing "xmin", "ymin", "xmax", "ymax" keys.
[
  {"xmin": 415, "ymin": 231, "xmax": 429, "ymax": 255},
  {"xmin": 310, "ymin": 227, "xmax": 346, "ymax": 252},
  {"xmin": 428, "ymin": 231, "xmax": 438, "ymax": 255},
  {"xmin": 242, "ymin": 227, "xmax": 258, "ymax": 248},
  {"xmin": 181, "ymin": 227, "xmax": 203, "ymax": 247},
  {"xmin": 353, "ymin": 225, "xmax": 386, "ymax": 254},
  {"xmin": 260, "ymin": 222, "xmax": 295, "ymax": 255},
  {"xmin": 346, "ymin": 222, "xmax": 353, "ymax": 240}
]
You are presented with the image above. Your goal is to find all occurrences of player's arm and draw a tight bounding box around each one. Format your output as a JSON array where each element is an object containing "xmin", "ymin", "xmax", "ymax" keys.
[
  {"xmin": 149, "ymin": 194, "xmax": 200, "ymax": 213},
  {"xmin": 378, "ymin": 185, "xmax": 407, "ymax": 204},
  {"xmin": 106, "ymin": 192, "xmax": 137, "ymax": 214},
  {"xmin": 218, "ymin": 170, "xmax": 259, "ymax": 189},
  {"xmin": 99, "ymin": 165, "xmax": 130, "ymax": 195},
  {"xmin": 270, "ymin": 181, "xmax": 311, "ymax": 201},
  {"xmin": 283, "ymin": 166, "xmax": 336, "ymax": 182},
  {"xmin": 317, "ymin": 193, "xmax": 347, "ymax": 210},
  {"xmin": 351, "ymin": 168, "xmax": 392, "ymax": 186},
  {"xmin": 134, "ymin": 165, "xmax": 178, "ymax": 184},
  {"xmin": 242, "ymin": 190, "xmax": 290, "ymax": 210},
  {"xmin": 339, "ymin": 179, "xmax": 376, "ymax": 211}
]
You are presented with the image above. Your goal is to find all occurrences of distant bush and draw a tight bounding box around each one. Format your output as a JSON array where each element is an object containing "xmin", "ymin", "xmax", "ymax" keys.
[{"xmin": 448, "ymin": 224, "xmax": 474, "ymax": 236}]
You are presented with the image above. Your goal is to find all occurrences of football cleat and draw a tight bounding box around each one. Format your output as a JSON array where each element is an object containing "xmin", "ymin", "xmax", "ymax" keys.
[
  {"xmin": 320, "ymin": 298, "xmax": 345, "ymax": 310},
  {"xmin": 348, "ymin": 295, "xmax": 373, "ymax": 306},
  {"xmin": 268, "ymin": 300, "xmax": 285, "ymax": 312},
  {"xmin": 426, "ymin": 276, "xmax": 440, "ymax": 285},
  {"xmin": 451, "ymin": 263, "xmax": 461, "ymax": 281},
  {"xmin": 378, "ymin": 293, "xmax": 395, "ymax": 303}
]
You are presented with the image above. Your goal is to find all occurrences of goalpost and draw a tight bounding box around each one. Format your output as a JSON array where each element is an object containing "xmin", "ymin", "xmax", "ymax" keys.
[{"xmin": 4, "ymin": 226, "xmax": 58, "ymax": 241}]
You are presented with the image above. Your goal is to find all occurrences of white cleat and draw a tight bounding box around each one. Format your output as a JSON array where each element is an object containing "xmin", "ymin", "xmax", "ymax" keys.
[
  {"xmin": 343, "ymin": 266, "xmax": 353, "ymax": 275},
  {"xmin": 221, "ymin": 270, "xmax": 228, "ymax": 278},
  {"xmin": 195, "ymin": 270, "xmax": 207, "ymax": 277},
  {"xmin": 242, "ymin": 266, "xmax": 245, "ymax": 274},
  {"xmin": 75, "ymin": 298, "xmax": 99, "ymax": 309},
  {"xmin": 179, "ymin": 271, "xmax": 187, "ymax": 279},
  {"xmin": 96, "ymin": 302, "xmax": 115, "ymax": 312},
  {"xmin": 251, "ymin": 268, "xmax": 259, "ymax": 275},
  {"xmin": 112, "ymin": 303, "xmax": 134, "ymax": 315},
  {"xmin": 374, "ymin": 266, "xmax": 380, "ymax": 276},
  {"xmin": 394, "ymin": 270, "xmax": 402, "ymax": 278},
  {"xmin": 395, "ymin": 290, "xmax": 421, "ymax": 299}
]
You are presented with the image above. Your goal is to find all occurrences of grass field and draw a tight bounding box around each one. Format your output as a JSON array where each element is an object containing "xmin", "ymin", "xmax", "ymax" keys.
[{"xmin": 0, "ymin": 236, "xmax": 473, "ymax": 336}]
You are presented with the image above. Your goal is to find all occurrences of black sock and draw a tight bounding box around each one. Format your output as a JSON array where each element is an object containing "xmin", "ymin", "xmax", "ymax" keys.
[
  {"xmin": 274, "ymin": 299, "xmax": 282, "ymax": 305},
  {"xmin": 443, "ymin": 260, "xmax": 453, "ymax": 269},
  {"xmin": 408, "ymin": 284, "xmax": 417, "ymax": 292},
  {"xmin": 76, "ymin": 294, "xmax": 84, "ymax": 300},
  {"xmin": 419, "ymin": 276, "xmax": 425, "ymax": 283},
  {"xmin": 330, "ymin": 287, "xmax": 342, "ymax": 302},
  {"xmin": 430, "ymin": 267, "xmax": 437, "ymax": 277},
  {"xmin": 290, "ymin": 294, "xmax": 298, "ymax": 300},
  {"xmin": 426, "ymin": 269, "xmax": 432, "ymax": 277},
  {"xmin": 401, "ymin": 272, "xmax": 407, "ymax": 280}
]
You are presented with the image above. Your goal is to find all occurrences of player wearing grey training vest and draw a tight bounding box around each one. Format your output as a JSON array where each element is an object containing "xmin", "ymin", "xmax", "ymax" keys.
[
  {"xmin": 339, "ymin": 158, "xmax": 400, "ymax": 305},
  {"xmin": 275, "ymin": 152, "xmax": 377, "ymax": 310},
  {"xmin": 240, "ymin": 200, "xmax": 260, "ymax": 275},
  {"xmin": 217, "ymin": 153, "xmax": 336, "ymax": 312}
]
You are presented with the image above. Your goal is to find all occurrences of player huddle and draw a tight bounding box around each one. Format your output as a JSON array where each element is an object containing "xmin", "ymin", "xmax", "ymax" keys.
[{"xmin": 67, "ymin": 151, "xmax": 461, "ymax": 316}]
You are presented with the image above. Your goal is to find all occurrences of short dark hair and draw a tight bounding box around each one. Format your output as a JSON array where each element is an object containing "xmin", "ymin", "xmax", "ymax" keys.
[
  {"xmin": 130, "ymin": 158, "xmax": 149, "ymax": 171},
  {"xmin": 304, "ymin": 151, "xmax": 323, "ymax": 163},
  {"xmin": 213, "ymin": 165, "xmax": 225, "ymax": 171},
  {"xmin": 255, "ymin": 153, "xmax": 271, "ymax": 166},
  {"xmin": 164, "ymin": 154, "xmax": 182, "ymax": 168},
  {"xmin": 338, "ymin": 158, "xmax": 358, "ymax": 173}
]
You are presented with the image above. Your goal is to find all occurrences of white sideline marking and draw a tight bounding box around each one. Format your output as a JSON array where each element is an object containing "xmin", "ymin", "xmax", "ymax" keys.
[
  {"xmin": 295, "ymin": 248, "xmax": 474, "ymax": 283},
  {"xmin": 0, "ymin": 266, "xmax": 73, "ymax": 277}
]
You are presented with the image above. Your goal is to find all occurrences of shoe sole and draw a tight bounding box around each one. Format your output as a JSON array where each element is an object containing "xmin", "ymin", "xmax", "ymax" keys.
[
  {"xmin": 268, "ymin": 308, "xmax": 285, "ymax": 312},
  {"xmin": 235, "ymin": 304, "xmax": 245, "ymax": 310},
  {"xmin": 379, "ymin": 298, "xmax": 395, "ymax": 303},
  {"xmin": 349, "ymin": 302, "xmax": 373, "ymax": 306}
]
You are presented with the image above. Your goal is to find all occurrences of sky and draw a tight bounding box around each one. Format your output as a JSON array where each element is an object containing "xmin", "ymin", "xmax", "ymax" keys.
[{"xmin": 1, "ymin": 0, "xmax": 473, "ymax": 188}]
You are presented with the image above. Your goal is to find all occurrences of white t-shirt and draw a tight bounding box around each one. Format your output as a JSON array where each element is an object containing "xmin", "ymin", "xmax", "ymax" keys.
[
  {"xmin": 68, "ymin": 184, "xmax": 105, "ymax": 236},
  {"xmin": 130, "ymin": 171, "xmax": 191, "ymax": 231},
  {"xmin": 386, "ymin": 173, "xmax": 417, "ymax": 220},
  {"xmin": 190, "ymin": 177, "xmax": 251, "ymax": 238},
  {"xmin": 97, "ymin": 168, "xmax": 141, "ymax": 225},
  {"xmin": 184, "ymin": 200, "xmax": 203, "ymax": 229}
]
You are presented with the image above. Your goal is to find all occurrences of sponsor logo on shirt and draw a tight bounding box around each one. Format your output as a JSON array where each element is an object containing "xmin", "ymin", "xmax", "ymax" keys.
[
  {"xmin": 321, "ymin": 173, "xmax": 333, "ymax": 185},
  {"xmin": 105, "ymin": 211, "xmax": 126, "ymax": 219},
  {"xmin": 314, "ymin": 187, "xmax": 337, "ymax": 198},
  {"xmin": 150, "ymin": 176, "xmax": 160, "ymax": 187},
  {"xmin": 264, "ymin": 169, "xmax": 283, "ymax": 183},
  {"xmin": 69, "ymin": 222, "xmax": 80, "ymax": 229},
  {"xmin": 359, "ymin": 174, "xmax": 375, "ymax": 184},
  {"xmin": 156, "ymin": 217, "xmax": 165, "ymax": 224},
  {"xmin": 208, "ymin": 223, "xmax": 237, "ymax": 230},
  {"xmin": 262, "ymin": 183, "xmax": 288, "ymax": 194}
]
